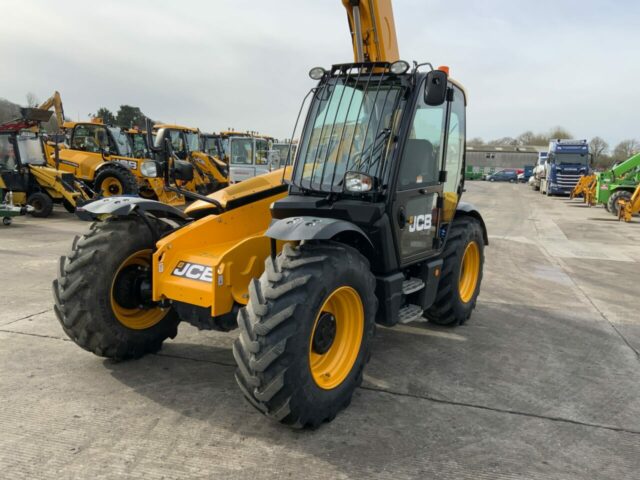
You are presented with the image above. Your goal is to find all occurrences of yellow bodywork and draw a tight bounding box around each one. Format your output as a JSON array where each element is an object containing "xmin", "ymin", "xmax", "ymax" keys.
[
  {"xmin": 570, "ymin": 174, "xmax": 597, "ymax": 204},
  {"xmin": 342, "ymin": 0, "xmax": 399, "ymax": 63},
  {"xmin": 618, "ymin": 184, "xmax": 640, "ymax": 222},
  {"xmin": 152, "ymin": 169, "xmax": 290, "ymax": 317},
  {"xmin": 44, "ymin": 124, "xmax": 185, "ymax": 206},
  {"xmin": 153, "ymin": 124, "xmax": 229, "ymax": 194},
  {"xmin": 0, "ymin": 163, "xmax": 90, "ymax": 208}
]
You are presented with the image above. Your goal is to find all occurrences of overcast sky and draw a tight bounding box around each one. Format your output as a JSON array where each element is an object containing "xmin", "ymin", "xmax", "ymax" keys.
[{"xmin": 1, "ymin": 0, "xmax": 638, "ymax": 146}]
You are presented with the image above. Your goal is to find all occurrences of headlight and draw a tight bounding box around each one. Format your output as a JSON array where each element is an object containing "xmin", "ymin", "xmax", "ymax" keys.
[
  {"xmin": 344, "ymin": 172, "xmax": 374, "ymax": 193},
  {"xmin": 141, "ymin": 161, "xmax": 160, "ymax": 178}
]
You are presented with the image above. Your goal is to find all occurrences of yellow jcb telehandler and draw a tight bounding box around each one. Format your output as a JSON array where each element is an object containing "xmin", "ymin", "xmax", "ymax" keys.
[
  {"xmin": 0, "ymin": 108, "xmax": 90, "ymax": 217},
  {"xmin": 54, "ymin": 0, "xmax": 487, "ymax": 428}
]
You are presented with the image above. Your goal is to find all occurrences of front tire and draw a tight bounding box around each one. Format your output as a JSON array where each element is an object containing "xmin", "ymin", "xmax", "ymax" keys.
[
  {"xmin": 94, "ymin": 165, "xmax": 139, "ymax": 197},
  {"xmin": 426, "ymin": 216, "xmax": 484, "ymax": 326},
  {"xmin": 607, "ymin": 190, "xmax": 632, "ymax": 216},
  {"xmin": 27, "ymin": 192, "xmax": 54, "ymax": 218},
  {"xmin": 235, "ymin": 242, "xmax": 377, "ymax": 428},
  {"xmin": 52, "ymin": 217, "xmax": 179, "ymax": 360}
]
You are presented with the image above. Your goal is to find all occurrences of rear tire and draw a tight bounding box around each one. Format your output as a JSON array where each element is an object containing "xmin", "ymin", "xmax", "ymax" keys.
[
  {"xmin": 94, "ymin": 165, "xmax": 138, "ymax": 197},
  {"xmin": 27, "ymin": 192, "xmax": 53, "ymax": 218},
  {"xmin": 52, "ymin": 217, "xmax": 179, "ymax": 360},
  {"xmin": 426, "ymin": 216, "xmax": 484, "ymax": 326},
  {"xmin": 607, "ymin": 190, "xmax": 632, "ymax": 217},
  {"xmin": 235, "ymin": 242, "xmax": 377, "ymax": 428}
]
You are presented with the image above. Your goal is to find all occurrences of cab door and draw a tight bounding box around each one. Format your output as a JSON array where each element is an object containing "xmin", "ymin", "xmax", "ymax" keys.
[
  {"xmin": 392, "ymin": 83, "xmax": 465, "ymax": 266},
  {"xmin": 392, "ymin": 91, "xmax": 445, "ymax": 265}
]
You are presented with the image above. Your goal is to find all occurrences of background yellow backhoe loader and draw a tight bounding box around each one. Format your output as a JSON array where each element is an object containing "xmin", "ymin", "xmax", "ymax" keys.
[
  {"xmin": 54, "ymin": 0, "xmax": 487, "ymax": 428},
  {"xmin": 153, "ymin": 124, "xmax": 229, "ymax": 194},
  {"xmin": 0, "ymin": 108, "xmax": 90, "ymax": 217}
]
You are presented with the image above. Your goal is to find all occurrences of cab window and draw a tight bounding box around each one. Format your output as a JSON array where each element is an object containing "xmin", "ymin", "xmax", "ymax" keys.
[
  {"xmin": 444, "ymin": 86, "xmax": 465, "ymax": 194},
  {"xmin": 255, "ymin": 139, "xmax": 269, "ymax": 165},
  {"xmin": 72, "ymin": 125, "xmax": 112, "ymax": 153},
  {"xmin": 398, "ymin": 85, "xmax": 446, "ymax": 190},
  {"xmin": 168, "ymin": 130, "xmax": 187, "ymax": 159},
  {"xmin": 230, "ymin": 138, "xmax": 253, "ymax": 165},
  {"xmin": 0, "ymin": 135, "xmax": 17, "ymax": 171}
]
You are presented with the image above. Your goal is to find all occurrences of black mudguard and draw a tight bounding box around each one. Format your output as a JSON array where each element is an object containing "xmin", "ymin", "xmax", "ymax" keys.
[
  {"xmin": 456, "ymin": 201, "xmax": 489, "ymax": 245},
  {"xmin": 265, "ymin": 216, "xmax": 374, "ymax": 248},
  {"xmin": 75, "ymin": 196, "xmax": 189, "ymax": 222}
]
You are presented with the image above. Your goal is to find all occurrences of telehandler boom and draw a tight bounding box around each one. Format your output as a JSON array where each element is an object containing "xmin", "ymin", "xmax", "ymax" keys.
[{"xmin": 54, "ymin": 0, "xmax": 487, "ymax": 428}]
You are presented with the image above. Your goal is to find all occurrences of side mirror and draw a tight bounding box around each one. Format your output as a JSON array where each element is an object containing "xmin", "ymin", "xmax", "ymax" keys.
[
  {"xmin": 101, "ymin": 146, "xmax": 111, "ymax": 157},
  {"xmin": 173, "ymin": 159, "xmax": 194, "ymax": 182},
  {"xmin": 424, "ymin": 70, "xmax": 448, "ymax": 106}
]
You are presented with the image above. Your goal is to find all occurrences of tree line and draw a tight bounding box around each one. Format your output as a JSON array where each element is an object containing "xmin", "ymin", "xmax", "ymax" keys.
[
  {"xmin": 468, "ymin": 127, "xmax": 640, "ymax": 169},
  {"xmin": 24, "ymin": 91, "xmax": 155, "ymax": 130}
]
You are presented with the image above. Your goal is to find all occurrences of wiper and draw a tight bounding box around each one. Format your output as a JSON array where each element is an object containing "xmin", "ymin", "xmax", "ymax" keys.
[{"xmin": 361, "ymin": 128, "xmax": 391, "ymax": 170}]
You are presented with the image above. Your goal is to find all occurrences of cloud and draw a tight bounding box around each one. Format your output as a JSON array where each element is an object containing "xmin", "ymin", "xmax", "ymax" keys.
[{"xmin": 1, "ymin": 0, "xmax": 638, "ymax": 145}]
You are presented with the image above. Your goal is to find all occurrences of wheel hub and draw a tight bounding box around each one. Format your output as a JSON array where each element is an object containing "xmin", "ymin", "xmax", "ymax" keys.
[
  {"xmin": 312, "ymin": 312, "xmax": 337, "ymax": 355},
  {"xmin": 112, "ymin": 265, "xmax": 152, "ymax": 309}
]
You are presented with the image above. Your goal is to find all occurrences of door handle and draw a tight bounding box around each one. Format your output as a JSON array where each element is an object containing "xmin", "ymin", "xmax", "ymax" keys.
[{"xmin": 397, "ymin": 207, "xmax": 407, "ymax": 228}]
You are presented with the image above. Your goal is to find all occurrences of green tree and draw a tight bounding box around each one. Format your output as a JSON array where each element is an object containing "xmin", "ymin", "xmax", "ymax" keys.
[
  {"xmin": 95, "ymin": 107, "xmax": 116, "ymax": 125},
  {"xmin": 611, "ymin": 139, "xmax": 640, "ymax": 163},
  {"xmin": 467, "ymin": 137, "xmax": 485, "ymax": 147},
  {"xmin": 589, "ymin": 136, "xmax": 609, "ymax": 168},
  {"xmin": 547, "ymin": 126, "xmax": 573, "ymax": 140},
  {"xmin": 115, "ymin": 105, "xmax": 147, "ymax": 129}
]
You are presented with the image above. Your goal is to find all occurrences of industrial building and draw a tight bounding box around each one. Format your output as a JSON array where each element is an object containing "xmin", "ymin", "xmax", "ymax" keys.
[{"xmin": 465, "ymin": 145, "xmax": 546, "ymax": 179}]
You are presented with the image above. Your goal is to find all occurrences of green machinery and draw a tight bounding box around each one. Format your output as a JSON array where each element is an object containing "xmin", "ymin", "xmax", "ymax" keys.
[{"xmin": 593, "ymin": 153, "xmax": 640, "ymax": 215}]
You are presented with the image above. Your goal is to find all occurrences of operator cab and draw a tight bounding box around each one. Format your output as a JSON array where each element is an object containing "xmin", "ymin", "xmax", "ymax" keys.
[{"xmin": 272, "ymin": 61, "xmax": 467, "ymax": 272}]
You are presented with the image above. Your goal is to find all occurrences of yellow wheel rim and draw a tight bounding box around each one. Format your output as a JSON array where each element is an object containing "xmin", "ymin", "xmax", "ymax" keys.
[
  {"xmin": 459, "ymin": 241, "xmax": 480, "ymax": 303},
  {"xmin": 110, "ymin": 249, "xmax": 168, "ymax": 330},
  {"xmin": 309, "ymin": 286, "xmax": 364, "ymax": 390},
  {"xmin": 102, "ymin": 177, "xmax": 123, "ymax": 196}
]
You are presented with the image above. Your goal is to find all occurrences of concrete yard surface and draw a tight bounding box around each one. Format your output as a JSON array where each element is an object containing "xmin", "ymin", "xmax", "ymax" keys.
[{"xmin": 1, "ymin": 182, "xmax": 639, "ymax": 479}]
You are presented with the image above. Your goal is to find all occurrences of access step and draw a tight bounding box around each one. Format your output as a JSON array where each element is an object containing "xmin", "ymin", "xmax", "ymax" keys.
[
  {"xmin": 398, "ymin": 304, "xmax": 424, "ymax": 324},
  {"xmin": 402, "ymin": 277, "xmax": 425, "ymax": 295}
]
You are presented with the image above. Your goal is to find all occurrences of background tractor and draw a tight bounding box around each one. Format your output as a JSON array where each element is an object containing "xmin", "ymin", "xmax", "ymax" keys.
[
  {"xmin": 53, "ymin": 0, "xmax": 487, "ymax": 428},
  {"xmin": 0, "ymin": 108, "xmax": 90, "ymax": 217}
]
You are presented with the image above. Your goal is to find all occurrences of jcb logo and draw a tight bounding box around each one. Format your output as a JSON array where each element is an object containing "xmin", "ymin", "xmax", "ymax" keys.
[
  {"xmin": 113, "ymin": 159, "xmax": 138, "ymax": 170},
  {"xmin": 408, "ymin": 214, "xmax": 432, "ymax": 233},
  {"xmin": 172, "ymin": 261, "xmax": 213, "ymax": 283}
]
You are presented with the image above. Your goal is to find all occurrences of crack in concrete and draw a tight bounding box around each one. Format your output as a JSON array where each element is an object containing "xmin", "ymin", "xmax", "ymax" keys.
[
  {"xmin": 0, "ymin": 309, "xmax": 52, "ymax": 327},
  {"xmin": 360, "ymin": 385, "xmax": 640, "ymax": 436},
  {"xmin": 154, "ymin": 351, "xmax": 235, "ymax": 368},
  {"xmin": 0, "ymin": 328, "xmax": 69, "ymax": 341}
]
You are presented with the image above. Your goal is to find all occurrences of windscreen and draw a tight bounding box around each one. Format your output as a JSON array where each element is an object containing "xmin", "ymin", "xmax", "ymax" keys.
[
  {"xmin": 293, "ymin": 75, "xmax": 406, "ymax": 192},
  {"xmin": 555, "ymin": 152, "xmax": 589, "ymax": 165},
  {"xmin": 230, "ymin": 138, "xmax": 253, "ymax": 165},
  {"xmin": 130, "ymin": 133, "xmax": 148, "ymax": 158},
  {"xmin": 16, "ymin": 134, "xmax": 46, "ymax": 166},
  {"xmin": 109, "ymin": 128, "xmax": 133, "ymax": 157},
  {"xmin": 185, "ymin": 132, "xmax": 200, "ymax": 153}
]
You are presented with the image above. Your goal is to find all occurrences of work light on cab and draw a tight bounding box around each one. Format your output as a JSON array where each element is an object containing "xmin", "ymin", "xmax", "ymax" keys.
[
  {"xmin": 390, "ymin": 60, "xmax": 410, "ymax": 74},
  {"xmin": 309, "ymin": 67, "xmax": 326, "ymax": 80}
]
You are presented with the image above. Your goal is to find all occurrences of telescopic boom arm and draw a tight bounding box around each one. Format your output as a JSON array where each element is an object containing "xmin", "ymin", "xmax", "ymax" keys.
[{"xmin": 341, "ymin": 0, "xmax": 400, "ymax": 63}]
